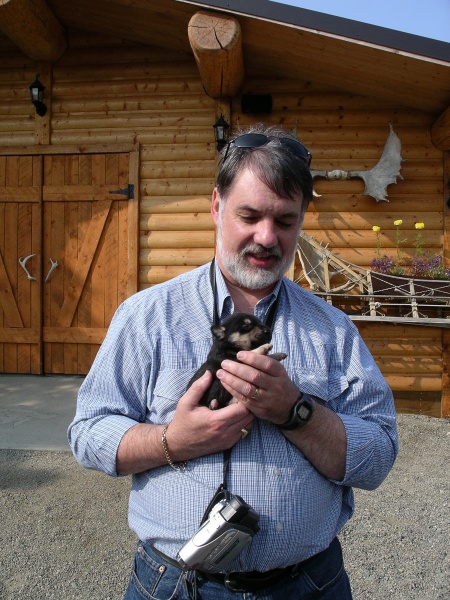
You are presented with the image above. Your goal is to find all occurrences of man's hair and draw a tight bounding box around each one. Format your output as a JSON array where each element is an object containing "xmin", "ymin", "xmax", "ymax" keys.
[{"xmin": 216, "ymin": 123, "xmax": 313, "ymax": 211}]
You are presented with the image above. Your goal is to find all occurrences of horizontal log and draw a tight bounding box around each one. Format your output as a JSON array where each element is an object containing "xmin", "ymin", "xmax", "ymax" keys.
[
  {"xmin": 52, "ymin": 113, "xmax": 214, "ymax": 130},
  {"xmin": 142, "ymin": 179, "xmax": 215, "ymax": 196},
  {"xmin": 0, "ymin": 132, "xmax": 35, "ymax": 146},
  {"xmin": 141, "ymin": 161, "xmax": 216, "ymax": 179},
  {"xmin": 53, "ymin": 95, "xmax": 215, "ymax": 114},
  {"xmin": 139, "ymin": 265, "xmax": 196, "ymax": 284},
  {"xmin": 312, "ymin": 179, "xmax": 441, "ymax": 195},
  {"xmin": 394, "ymin": 396, "xmax": 441, "ymax": 418},
  {"xmin": 141, "ymin": 144, "xmax": 216, "ymax": 161},
  {"xmin": 355, "ymin": 322, "xmax": 443, "ymax": 340},
  {"xmin": 373, "ymin": 356, "xmax": 442, "ymax": 375},
  {"xmin": 308, "ymin": 195, "xmax": 443, "ymax": 213},
  {"xmin": 383, "ymin": 374, "xmax": 442, "ymax": 392},
  {"xmin": 140, "ymin": 213, "xmax": 213, "ymax": 231},
  {"xmin": 366, "ymin": 340, "xmax": 442, "ymax": 356},
  {"xmin": 308, "ymin": 143, "xmax": 442, "ymax": 161},
  {"xmin": 302, "ymin": 212, "xmax": 443, "ymax": 231},
  {"xmin": 0, "ymin": 116, "xmax": 35, "ymax": 131},
  {"xmin": 50, "ymin": 131, "xmax": 136, "ymax": 145},
  {"xmin": 140, "ymin": 248, "xmax": 214, "ymax": 266},
  {"xmin": 137, "ymin": 129, "xmax": 214, "ymax": 145},
  {"xmin": 140, "ymin": 197, "xmax": 211, "ymax": 214},
  {"xmin": 140, "ymin": 230, "xmax": 214, "ymax": 249},
  {"xmin": 52, "ymin": 77, "xmax": 206, "ymax": 98}
]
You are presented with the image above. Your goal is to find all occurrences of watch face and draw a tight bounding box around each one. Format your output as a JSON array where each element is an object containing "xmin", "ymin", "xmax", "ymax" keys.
[{"xmin": 298, "ymin": 403, "xmax": 311, "ymax": 421}]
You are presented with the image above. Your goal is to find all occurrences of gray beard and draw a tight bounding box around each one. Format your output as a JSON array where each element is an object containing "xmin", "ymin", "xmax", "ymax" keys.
[{"xmin": 216, "ymin": 229, "xmax": 295, "ymax": 290}]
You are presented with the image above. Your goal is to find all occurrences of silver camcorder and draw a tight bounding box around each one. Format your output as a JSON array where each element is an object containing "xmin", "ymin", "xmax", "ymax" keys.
[{"xmin": 177, "ymin": 494, "xmax": 260, "ymax": 572}]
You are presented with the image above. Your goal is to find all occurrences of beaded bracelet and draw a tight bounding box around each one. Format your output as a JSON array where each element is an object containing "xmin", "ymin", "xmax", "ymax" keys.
[{"xmin": 161, "ymin": 424, "xmax": 187, "ymax": 471}]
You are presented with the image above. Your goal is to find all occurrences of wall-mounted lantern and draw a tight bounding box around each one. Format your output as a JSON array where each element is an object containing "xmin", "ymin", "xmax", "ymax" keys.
[
  {"xmin": 213, "ymin": 115, "xmax": 230, "ymax": 152},
  {"xmin": 29, "ymin": 76, "xmax": 47, "ymax": 117}
]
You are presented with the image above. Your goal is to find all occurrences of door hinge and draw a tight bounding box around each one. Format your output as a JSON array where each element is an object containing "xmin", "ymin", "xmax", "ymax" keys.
[{"xmin": 109, "ymin": 183, "xmax": 134, "ymax": 199}]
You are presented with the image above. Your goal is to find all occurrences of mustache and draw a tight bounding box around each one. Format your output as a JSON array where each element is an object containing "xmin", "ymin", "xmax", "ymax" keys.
[{"xmin": 241, "ymin": 244, "xmax": 283, "ymax": 260}]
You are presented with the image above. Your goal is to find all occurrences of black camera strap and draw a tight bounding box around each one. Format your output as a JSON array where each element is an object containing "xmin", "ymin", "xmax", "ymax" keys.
[{"xmin": 201, "ymin": 259, "xmax": 282, "ymax": 524}]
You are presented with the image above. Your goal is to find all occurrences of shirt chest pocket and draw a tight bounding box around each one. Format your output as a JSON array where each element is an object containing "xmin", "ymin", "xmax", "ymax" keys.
[
  {"xmin": 291, "ymin": 368, "xmax": 349, "ymax": 403},
  {"xmin": 149, "ymin": 367, "xmax": 200, "ymax": 423}
]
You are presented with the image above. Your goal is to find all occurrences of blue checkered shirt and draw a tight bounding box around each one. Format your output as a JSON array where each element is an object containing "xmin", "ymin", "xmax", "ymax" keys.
[{"xmin": 68, "ymin": 261, "xmax": 398, "ymax": 570}]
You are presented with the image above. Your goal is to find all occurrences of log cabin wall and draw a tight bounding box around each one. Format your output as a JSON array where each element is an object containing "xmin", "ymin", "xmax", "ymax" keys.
[{"xmin": 0, "ymin": 31, "xmax": 447, "ymax": 416}]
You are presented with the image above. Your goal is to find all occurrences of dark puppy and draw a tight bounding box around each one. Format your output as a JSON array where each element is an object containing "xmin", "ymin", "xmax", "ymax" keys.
[{"xmin": 188, "ymin": 313, "xmax": 273, "ymax": 409}]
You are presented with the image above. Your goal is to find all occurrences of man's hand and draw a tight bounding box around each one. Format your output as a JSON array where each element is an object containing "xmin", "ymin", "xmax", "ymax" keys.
[
  {"xmin": 216, "ymin": 351, "xmax": 299, "ymax": 425},
  {"xmin": 217, "ymin": 352, "xmax": 347, "ymax": 481},
  {"xmin": 167, "ymin": 371, "xmax": 254, "ymax": 462},
  {"xmin": 116, "ymin": 371, "xmax": 253, "ymax": 475}
]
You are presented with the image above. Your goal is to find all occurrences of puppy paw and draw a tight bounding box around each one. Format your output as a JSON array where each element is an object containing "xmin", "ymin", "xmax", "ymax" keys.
[
  {"xmin": 251, "ymin": 343, "xmax": 287, "ymax": 362},
  {"xmin": 251, "ymin": 343, "xmax": 273, "ymax": 355}
]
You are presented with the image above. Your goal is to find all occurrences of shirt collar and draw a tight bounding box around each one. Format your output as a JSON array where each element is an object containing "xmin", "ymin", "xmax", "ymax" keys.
[{"xmin": 213, "ymin": 259, "xmax": 284, "ymax": 322}]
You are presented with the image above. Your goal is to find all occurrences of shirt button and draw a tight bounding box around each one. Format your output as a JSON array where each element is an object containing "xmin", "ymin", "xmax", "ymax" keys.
[
  {"xmin": 274, "ymin": 468, "xmax": 281, "ymax": 476},
  {"xmin": 276, "ymin": 522, "xmax": 283, "ymax": 532}
]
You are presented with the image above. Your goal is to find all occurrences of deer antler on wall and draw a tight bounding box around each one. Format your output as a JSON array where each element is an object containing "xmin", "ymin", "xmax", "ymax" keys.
[{"xmin": 311, "ymin": 124, "xmax": 403, "ymax": 202}]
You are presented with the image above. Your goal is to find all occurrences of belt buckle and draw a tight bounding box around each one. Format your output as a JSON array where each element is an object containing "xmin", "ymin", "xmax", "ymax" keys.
[{"xmin": 224, "ymin": 572, "xmax": 246, "ymax": 593}]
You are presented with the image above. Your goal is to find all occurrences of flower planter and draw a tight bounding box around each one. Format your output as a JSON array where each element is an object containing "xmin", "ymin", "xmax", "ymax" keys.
[{"xmin": 370, "ymin": 272, "xmax": 450, "ymax": 298}]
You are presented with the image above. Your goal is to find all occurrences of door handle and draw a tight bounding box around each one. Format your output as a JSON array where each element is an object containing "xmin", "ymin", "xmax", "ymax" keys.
[
  {"xmin": 19, "ymin": 254, "xmax": 37, "ymax": 281},
  {"xmin": 45, "ymin": 258, "xmax": 59, "ymax": 283}
]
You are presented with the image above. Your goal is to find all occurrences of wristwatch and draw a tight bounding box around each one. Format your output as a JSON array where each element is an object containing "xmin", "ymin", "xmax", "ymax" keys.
[{"xmin": 278, "ymin": 394, "xmax": 313, "ymax": 430}]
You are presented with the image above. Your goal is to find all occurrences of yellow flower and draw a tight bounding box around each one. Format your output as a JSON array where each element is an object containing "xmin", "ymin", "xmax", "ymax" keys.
[
  {"xmin": 372, "ymin": 226, "xmax": 381, "ymax": 232},
  {"xmin": 415, "ymin": 222, "xmax": 425, "ymax": 230},
  {"xmin": 394, "ymin": 219, "xmax": 403, "ymax": 226}
]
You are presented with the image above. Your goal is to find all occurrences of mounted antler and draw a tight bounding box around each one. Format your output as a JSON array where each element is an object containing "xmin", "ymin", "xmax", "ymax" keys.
[{"xmin": 311, "ymin": 124, "xmax": 403, "ymax": 202}]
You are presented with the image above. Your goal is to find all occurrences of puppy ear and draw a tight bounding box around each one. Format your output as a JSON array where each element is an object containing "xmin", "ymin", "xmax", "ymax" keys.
[{"xmin": 211, "ymin": 324, "xmax": 226, "ymax": 339}]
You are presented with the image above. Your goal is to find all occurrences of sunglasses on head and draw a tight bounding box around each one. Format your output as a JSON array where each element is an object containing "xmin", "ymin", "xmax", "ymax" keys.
[{"xmin": 223, "ymin": 133, "xmax": 312, "ymax": 166}]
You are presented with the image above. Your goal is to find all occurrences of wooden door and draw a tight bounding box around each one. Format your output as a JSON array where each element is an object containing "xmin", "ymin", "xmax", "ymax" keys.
[
  {"xmin": 0, "ymin": 155, "xmax": 43, "ymax": 373},
  {"xmin": 0, "ymin": 149, "xmax": 138, "ymax": 375},
  {"xmin": 42, "ymin": 153, "xmax": 137, "ymax": 374}
]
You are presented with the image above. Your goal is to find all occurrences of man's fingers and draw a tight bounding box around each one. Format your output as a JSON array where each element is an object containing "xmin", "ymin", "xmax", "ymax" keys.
[{"xmin": 183, "ymin": 371, "xmax": 212, "ymax": 406}]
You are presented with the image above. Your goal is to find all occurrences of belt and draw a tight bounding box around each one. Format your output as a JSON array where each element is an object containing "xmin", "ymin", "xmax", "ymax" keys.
[
  {"xmin": 198, "ymin": 564, "xmax": 300, "ymax": 593},
  {"xmin": 151, "ymin": 540, "xmax": 339, "ymax": 594},
  {"xmin": 151, "ymin": 544, "xmax": 299, "ymax": 593}
]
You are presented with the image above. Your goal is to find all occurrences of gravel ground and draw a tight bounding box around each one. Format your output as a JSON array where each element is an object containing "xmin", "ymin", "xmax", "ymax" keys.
[{"xmin": 1, "ymin": 413, "xmax": 449, "ymax": 599}]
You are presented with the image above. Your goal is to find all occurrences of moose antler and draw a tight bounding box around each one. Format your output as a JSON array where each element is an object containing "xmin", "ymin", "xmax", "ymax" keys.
[{"xmin": 311, "ymin": 124, "xmax": 403, "ymax": 202}]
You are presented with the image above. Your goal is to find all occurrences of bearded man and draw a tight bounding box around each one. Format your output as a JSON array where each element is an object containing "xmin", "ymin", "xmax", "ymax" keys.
[{"xmin": 69, "ymin": 124, "xmax": 398, "ymax": 600}]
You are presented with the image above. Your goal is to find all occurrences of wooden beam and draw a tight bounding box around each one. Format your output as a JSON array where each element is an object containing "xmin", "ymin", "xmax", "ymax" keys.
[
  {"xmin": 0, "ymin": 0, "xmax": 67, "ymax": 61},
  {"xmin": 188, "ymin": 10, "xmax": 244, "ymax": 98},
  {"xmin": 431, "ymin": 106, "xmax": 450, "ymax": 151}
]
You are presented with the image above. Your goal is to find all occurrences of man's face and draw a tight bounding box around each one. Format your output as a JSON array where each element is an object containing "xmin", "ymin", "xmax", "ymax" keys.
[{"xmin": 211, "ymin": 167, "xmax": 305, "ymax": 292}]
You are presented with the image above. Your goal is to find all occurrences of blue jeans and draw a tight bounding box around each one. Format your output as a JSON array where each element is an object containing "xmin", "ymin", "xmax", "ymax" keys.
[{"xmin": 123, "ymin": 538, "xmax": 353, "ymax": 599}]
